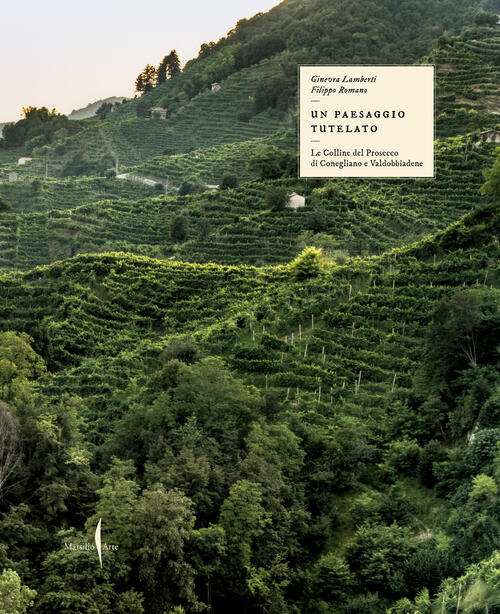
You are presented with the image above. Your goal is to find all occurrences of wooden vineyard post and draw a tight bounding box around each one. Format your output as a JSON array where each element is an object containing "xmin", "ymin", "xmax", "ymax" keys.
[
  {"xmin": 322, "ymin": 346, "xmax": 325, "ymax": 363},
  {"xmin": 292, "ymin": 332, "xmax": 294, "ymax": 345},
  {"xmin": 392, "ymin": 279, "xmax": 395, "ymax": 299},
  {"xmin": 317, "ymin": 385, "xmax": 321, "ymax": 403},
  {"xmin": 391, "ymin": 372, "xmax": 397, "ymax": 393},
  {"xmin": 299, "ymin": 324, "xmax": 302, "ymax": 339},
  {"xmin": 456, "ymin": 584, "xmax": 461, "ymax": 614},
  {"xmin": 348, "ymin": 284, "xmax": 352, "ymax": 300},
  {"xmin": 303, "ymin": 344, "xmax": 308, "ymax": 359},
  {"xmin": 311, "ymin": 314, "xmax": 314, "ymax": 330},
  {"xmin": 286, "ymin": 387, "xmax": 290, "ymax": 401}
]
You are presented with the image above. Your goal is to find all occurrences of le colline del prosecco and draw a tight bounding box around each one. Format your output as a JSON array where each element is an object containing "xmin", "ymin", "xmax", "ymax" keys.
[{"xmin": 310, "ymin": 109, "xmax": 406, "ymax": 134}]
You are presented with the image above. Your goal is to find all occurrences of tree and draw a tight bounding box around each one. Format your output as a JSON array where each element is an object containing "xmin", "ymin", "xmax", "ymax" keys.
[
  {"xmin": 170, "ymin": 215, "xmax": 189, "ymax": 242},
  {"xmin": 305, "ymin": 207, "xmax": 327, "ymax": 232},
  {"xmin": 0, "ymin": 569, "xmax": 36, "ymax": 614},
  {"xmin": 474, "ymin": 10, "xmax": 498, "ymax": 27},
  {"xmin": 289, "ymin": 247, "xmax": 324, "ymax": 280},
  {"xmin": 309, "ymin": 553, "xmax": 354, "ymax": 603},
  {"xmin": 265, "ymin": 186, "xmax": 288, "ymax": 211},
  {"xmin": 0, "ymin": 403, "xmax": 21, "ymax": 493},
  {"xmin": 248, "ymin": 145, "xmax": 295, "ymax": 180},
  {"xmin": 157, "ymin": 56, "xmax": 169, "ymax": 85},
  {"xmin": 36, "ymin": 531, "xmax": 143, "ymax": 614},
  {"xmin": 135, "ymin": 65, "xmax": 157, "ymax": 94},
  {"xmin": 136, "ymin": 101, "xmax": 150, "ymax": 119},
  {"xmin": 220, "ymin": 172, "xmax": 238, "ymax": 190},
  {"xmin": 421, "ymin": 290, "xmax": 483, "ymax": 386},
  {"xmin": 0, "ymin": 197, "xmax": 10, "ymax": 212},
  {"xmin": 345, "ymin": 523, "xmax": 416, "ymax": 597},
  {"xmin": 219, "ymin": 480, "xmax": 269, "ymax": 569},
  {"xmin": 134, "ymin": 486, "xmax": 199, "ymax": 613},
  {"xmin": 85, "ymin": 458, "xmax": 139, "ymax": 558},
  {"xmin": 172, "ymin": 357, "xmax": 261, "ymax": 455},
  {"xmin": 0, "ymin": 332, "xmax": 46, "ymax": 402},
  {"xmin": 166, "ymin": 50, "xmax": 181, "ymax": 79},
  {"xmin": 469, "ymin": 474, "xmax": 498, "ymax": 501}
]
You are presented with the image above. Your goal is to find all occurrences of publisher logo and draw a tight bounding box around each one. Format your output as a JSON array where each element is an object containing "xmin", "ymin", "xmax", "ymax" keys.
[
  {"xmin": 63, "ymin": 518, "xmax": 119, "ymax": 566},
  {"xmin": 95, "ymin": 518, "xmax": 102, "ymax": 567}
]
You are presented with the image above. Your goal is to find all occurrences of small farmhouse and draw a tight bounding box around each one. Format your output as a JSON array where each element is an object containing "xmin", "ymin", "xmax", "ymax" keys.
[
  {"xmin": 18, "ymin": 157, "xmax": 33, "ymax": 165},
  {"xmin": 150, "ymin": 107, "xmax": 168, "ymax": 120},
  {"xmin": 477, "ymin": 129, "xmax": 500, "ymax": 144},
  {"xmin": 211, "ymin": 82, "xmax": 221, "ymax": 92},
  {"xmin": 287, "ymin": 192, "xmax": 306, "ymax": 209}
]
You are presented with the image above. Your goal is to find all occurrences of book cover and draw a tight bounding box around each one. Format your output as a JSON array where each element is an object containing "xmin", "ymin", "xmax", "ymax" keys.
[{"xmin": 0, "ymin": 1, "xmax": 499, "ymax": 612}]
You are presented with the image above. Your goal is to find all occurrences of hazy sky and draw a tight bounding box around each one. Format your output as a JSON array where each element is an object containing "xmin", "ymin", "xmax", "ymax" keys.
[{"xmin": 0, "ymin": 0, "xmax": 280, "ymax": 123}]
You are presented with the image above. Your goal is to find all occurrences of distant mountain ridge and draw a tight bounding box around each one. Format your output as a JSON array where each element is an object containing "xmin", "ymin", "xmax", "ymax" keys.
[{"xmin": 68, "ymin": 96, "xmax": 129, "ymax": 120}]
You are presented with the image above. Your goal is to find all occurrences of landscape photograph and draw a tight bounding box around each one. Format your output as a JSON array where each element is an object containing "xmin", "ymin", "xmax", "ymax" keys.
[{"xmin": 0, "ymin": 0, "xmax": 500, "ymax": 612}]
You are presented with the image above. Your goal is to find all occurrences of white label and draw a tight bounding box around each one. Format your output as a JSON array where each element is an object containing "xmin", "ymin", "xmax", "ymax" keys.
[{"xmin": 299, "ymin": 65, "xmax": 434, "ymax": 178}]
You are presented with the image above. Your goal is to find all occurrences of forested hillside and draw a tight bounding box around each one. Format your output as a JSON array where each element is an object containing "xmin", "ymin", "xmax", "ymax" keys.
[{"xmin": 0, "ymin": 0, "xmax": 499, "ymax": 613}]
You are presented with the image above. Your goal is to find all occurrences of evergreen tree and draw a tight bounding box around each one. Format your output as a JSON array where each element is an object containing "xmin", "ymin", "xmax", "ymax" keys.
[
  {"xmin": 167, "ymin": 50, "xmax": 181, "ymax": 78},
  {"xmin": 157, "ymin": 56, "xmax": 169, "ymax": 85},
  {"xmin": 135, "ymin": 65, "xmax": 157, "ymax": 94}
]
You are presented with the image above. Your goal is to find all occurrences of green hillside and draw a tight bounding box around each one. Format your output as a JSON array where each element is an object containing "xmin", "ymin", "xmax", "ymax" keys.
[
  {"xmin": 0, "ymin": 136, "xmax": 495, "ymax": 270},
  {"xmin": 0, "ymin": 196, "xmax": 498, "ymax": 612},
  {"xmin": 0, "ymin": 2, "xmax": 500, "ymax": 613},
  {"xmin": 425, "ymin": 23, "xmax": 500, "ymax": 136},
  {"xmin": 1, "ymin": 0, "xmax": 496, "ymax": 176},
  {"xmin": 127, "ymin": 131, "xmax": 297, "ymax": 185},
  {"xmin": 0, "ymin": 175, "xmax": 158, "ymax": 213}
]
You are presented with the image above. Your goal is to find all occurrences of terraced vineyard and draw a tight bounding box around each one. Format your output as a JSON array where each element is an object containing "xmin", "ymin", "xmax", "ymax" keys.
[
  {"xmin": 127, "ymin": 131, "xmax": 296, "ymax": 186},
  {"xmin": 0, "ymin": 200, "xmax": 497, "ymax": 439},
  {"xmin": 426, "ymin": 24, "xmax": 500, "ymax": 136},
  {"xmin": 0, "ymin": 136, "xmax": 495, "ymax": 270},
  {"xmin": 0, "ymin": 175, "xmax": 158, "ymax": 213},
  {"xmin": 20, "ymin": 59, "xmax": 291, "ymax": 174},
  {"xmin": 1, "ymin": 5, "xmax": 500, "ymax": 612}
]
